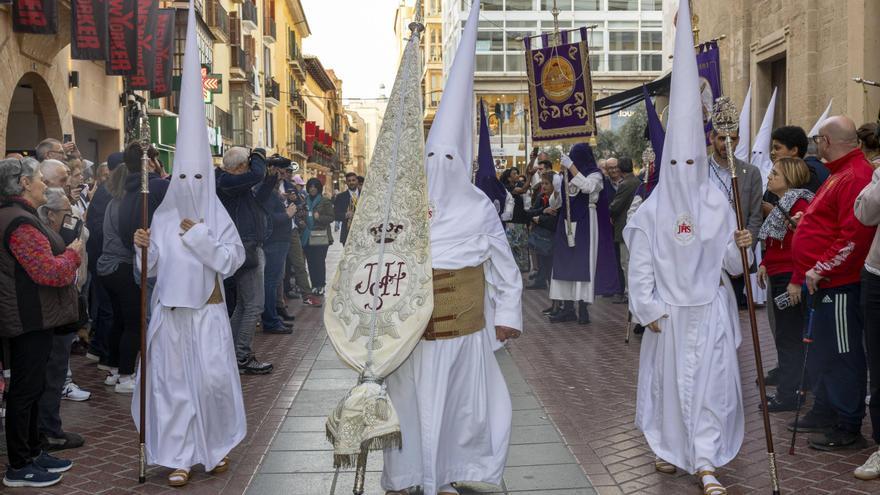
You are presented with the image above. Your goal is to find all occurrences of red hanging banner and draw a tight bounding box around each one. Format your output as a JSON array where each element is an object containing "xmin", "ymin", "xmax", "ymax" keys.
[
  {"xmin": 150, "ymin": 9, "xmax": 175, "ymax": 98},
  {"xmin": 106, "ymin": 0, "xmax": 138, "ymax": 76},
  {"xmin": 13, "ymin": 0, "xmax": 58, "ymax": 34},
  {"xmin": 126, "ymin": 0, "xmax": 158, "ymax": 90},
  {"xmin": 71, "ymin": 0, "xmax": 108, "ymax": 59}
]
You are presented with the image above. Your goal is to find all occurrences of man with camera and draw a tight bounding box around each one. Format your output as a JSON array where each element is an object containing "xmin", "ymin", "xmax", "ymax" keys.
[{"xmin": 217, "ymin": 147, "xmax": 275, "ymax": 375}]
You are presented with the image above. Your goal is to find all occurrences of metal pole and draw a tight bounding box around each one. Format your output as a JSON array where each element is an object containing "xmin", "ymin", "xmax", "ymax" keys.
[
  {"xmin": 137, "ymin": 108, "xmax": 150, "ymax": 484},
  {"xmin": 713, "ymin": 96, "xmax": 781, "ymax": 495}
]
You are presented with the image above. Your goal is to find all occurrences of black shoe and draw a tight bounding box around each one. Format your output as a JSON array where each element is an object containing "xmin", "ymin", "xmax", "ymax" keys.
[
  {"xmin": 633, "ymin": 324, "xmax": 645, "ymax": 335},
  {"xmin": 761, "ymin": 394, "xmax": 798, "ymax": 413},
  {"xmin": 541, "ymin": 305, "xmax": 556, "ymax": 315},
  {"xmin": 2, "ymin": 463, "xmax": 62, "ymax": 488},
  {"xmin": 525, "ymin": 283, "xmax": 547, "ymax": 290},
  {"xmin": 33, "ymin": 451, "xmax": 73, "ymax": 473},
  {"xmin": 277, "ymin": 308, "xmax": 296, "ymax": 322},
  {"xmin": 786, "ymin": 412, "xmax": 835, "ymax": 433},
  {"xmin": 758, "ymin": 367, "xmax": 780, "ymax": 387},
  {"xmin": 808, "ymin": 426, "xmax": 869, "ymax": 451},
  {"xmin": 263, "ymin": 324, "xmax": 293, "ymax": 335},
  {"xmin": 549, "ymin": 310, "xmax": 577, "ymax": 323},
  {"xmin": 577, "ymin": 302, "xmax": 590, "ymax": 325},
  {"xmin": 238, "ymin": 356, "xmax": 273, "ymax": 375},
  {"xmin": 42, "ymin": 432, "xmax": 84, "ymax": 452}
]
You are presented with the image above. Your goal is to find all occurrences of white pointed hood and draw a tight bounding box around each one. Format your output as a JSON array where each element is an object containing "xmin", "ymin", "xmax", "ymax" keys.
[
  {"xmin": 809, "ymin": 99, "xmax": 833, "ymax": 137},
  {"xmin": 426, "ymin": 0, "xmax": 501, "ymax": 268},
  {"xmin": 150, "ymin": 1, "xmax": 240, "ymax": 308},
  {"xmin": 734, "ymin": 84, "xmax": 751, "ymax": 162},
  {"xmin": 624, "ymin": 0, "xmax": 735, "ymax": 306},
  {"xmin": 752, "ymin": 87, "xmax": 777, "ymax": 188}
]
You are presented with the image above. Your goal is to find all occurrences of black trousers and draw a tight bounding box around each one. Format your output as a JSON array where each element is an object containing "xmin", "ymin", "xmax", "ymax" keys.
[
  {"xmin": 768, "ymin": 273, "xmax": 805, "ymax": 399},
  {"xmin": 613, "ymin": 241, "xmax": 625, "ymax": 295},
  {"xmin": 304, "ymin": 244, "xmax": 329, "ymax": 289},
  {"xmin": 536, "ymin": 252, "xmax": 553, "ymax": 286},
  {"xmin": 862, "ymin": 269, "xmax": 880, "ymax": 443},
  {"xmin": 99, "ymin": 263, "xmax": 142, "ymax": 375},
  {"xmin": 5, "ymin": 329, "xmax": 53, "ymax": 468},
  {"xmin": 808, "ymin": 283, "xmax": 867, "ymax": 432}
]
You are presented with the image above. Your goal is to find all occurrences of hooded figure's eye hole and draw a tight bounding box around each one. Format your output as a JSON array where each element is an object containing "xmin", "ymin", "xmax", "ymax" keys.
[
  {"xmin": 427, "ymin": 152, "xmax": 435, "ymax": 157},
  {"xmin": 445, "ymin": 154, "xmax": 453, "ymax": 160},
  {"xmin": 670, "ymin": 160, "xmax": 677, "ymax": 165},
  {"xmin": 179, "ymin": 174, "xmax": 187, "ymax": 179},
  {"xmin": 195, "ymin": 174, "xmax": 203, "ymax": 179}
]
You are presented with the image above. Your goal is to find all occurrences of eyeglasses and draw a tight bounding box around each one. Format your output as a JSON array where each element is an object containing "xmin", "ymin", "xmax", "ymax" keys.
[{"xmin": 811, "ymin": 135, "xmax": 828, "ymax": 144}]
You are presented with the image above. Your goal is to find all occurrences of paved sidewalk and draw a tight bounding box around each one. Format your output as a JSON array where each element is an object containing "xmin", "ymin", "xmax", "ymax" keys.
[{"xmin": 246, "ymin": 339, "xmax": 595, "ymax": 495}]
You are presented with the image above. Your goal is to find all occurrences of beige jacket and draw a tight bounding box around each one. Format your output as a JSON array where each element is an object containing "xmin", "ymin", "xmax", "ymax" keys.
[{"xmin": 855, "ymin": 166, "xmax": 880, "ymax": 271}]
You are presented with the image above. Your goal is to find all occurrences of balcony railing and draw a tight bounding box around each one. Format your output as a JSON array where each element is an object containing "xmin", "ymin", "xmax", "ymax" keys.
[
  {"xmin": 263, "ymin": 17, "xmax": 276, "ymax": 42},
  {"xmin": 240, "ymin": 0, "xmax": 257, "ymax": 32},
  {"xmin": 289, "ymin": 92, "xmax": 306, "ymax": 119},
  {"xmin": 264, "ymin": 77, "xmax": 280, "ymax": 105},
  {"xmin": 288, "ymin": 37, "xmax": 306, "ymax": 78},
  {"xmin": 205, "ymin": 0, "xmax": 229, "ymax": 42},
  {"xmin": 215, "ymin": 106, "xmax": 233, "ymax": 142},
  {"xmin": 293, "ymin": 134, "xmax": 307, "ymax": 157}
]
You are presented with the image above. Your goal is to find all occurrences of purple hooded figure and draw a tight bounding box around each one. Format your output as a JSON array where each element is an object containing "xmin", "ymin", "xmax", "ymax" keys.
[{"xmin": 548, "ymin": 142, "xmax": 621, "ymax": 324}]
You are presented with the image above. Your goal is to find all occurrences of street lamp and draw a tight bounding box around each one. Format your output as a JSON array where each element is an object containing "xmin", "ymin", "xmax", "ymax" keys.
[{"xmin": 252, "ymin": 102, "xmax": 261, "ymax": 122}]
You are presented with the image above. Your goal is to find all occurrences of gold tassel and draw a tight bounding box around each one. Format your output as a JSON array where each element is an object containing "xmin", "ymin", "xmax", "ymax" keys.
[{"xmin": 589, "ymin": 134, "xmax": 597, "ymax": 147}]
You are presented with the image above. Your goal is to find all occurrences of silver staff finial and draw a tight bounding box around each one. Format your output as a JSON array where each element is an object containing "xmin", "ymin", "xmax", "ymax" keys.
[{"xmin": 711, "ymin": 96, "xmax": 738, "ymax": 136}]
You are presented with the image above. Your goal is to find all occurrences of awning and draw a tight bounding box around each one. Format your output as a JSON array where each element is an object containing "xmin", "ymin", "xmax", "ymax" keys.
[{"xmin": 594, "ymin": 73, "xmax": 670, "ymax": 118}]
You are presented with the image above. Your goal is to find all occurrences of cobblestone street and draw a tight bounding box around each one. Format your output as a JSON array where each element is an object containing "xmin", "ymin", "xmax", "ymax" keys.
[{"xmin": 3, "ymin": 244, "xmax": 879, "ymax": 494}]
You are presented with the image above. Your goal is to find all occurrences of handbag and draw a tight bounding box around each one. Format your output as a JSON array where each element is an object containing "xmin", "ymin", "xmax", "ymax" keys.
[{"xmin": 309, "ymin": 228, "xmax": 331, "ymax": 247}]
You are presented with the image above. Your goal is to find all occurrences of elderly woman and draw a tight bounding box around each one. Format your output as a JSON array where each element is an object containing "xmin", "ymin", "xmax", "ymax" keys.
[
  {"xmin": 0, "ymin": 159, "xmax": 79, "ymax": 488},
  {"xmin": 301, "ymin": 178, "xmax": 334, "ymax": 295}
]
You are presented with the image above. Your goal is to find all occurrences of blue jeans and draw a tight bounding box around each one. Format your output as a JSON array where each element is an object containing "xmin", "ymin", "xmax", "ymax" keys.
[{"xmin": 262, "ymin": 241, "xmax": 291, "ymax": 330}]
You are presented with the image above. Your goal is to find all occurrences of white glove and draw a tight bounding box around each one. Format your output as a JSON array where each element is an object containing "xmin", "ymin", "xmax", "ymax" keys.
[{"xmin": 560, "ymin": 155, "xmax": 574, "ymax": 170}]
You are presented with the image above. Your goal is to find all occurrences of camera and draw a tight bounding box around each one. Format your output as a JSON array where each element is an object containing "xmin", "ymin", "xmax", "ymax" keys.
[{"xmin": 267, "ymin": 154, "xmax": 292, "ymax": 169}]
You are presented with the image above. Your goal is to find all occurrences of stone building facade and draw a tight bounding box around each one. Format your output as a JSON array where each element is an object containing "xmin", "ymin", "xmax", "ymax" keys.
[{"xmin": 692, "ymin": 0, "xmax": 880, "ymax": 134}]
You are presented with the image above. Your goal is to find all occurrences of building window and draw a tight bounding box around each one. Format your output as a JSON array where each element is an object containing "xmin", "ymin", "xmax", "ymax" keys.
[
  {"xmin": 608, "ymin": 31, "xmax": 636, "ymax": 51},
  {"xmin": 589, "ymin": 54, "xmax": 605, "ymax": 71},
  {"xmin": 506, "ymin": 54, "xmax": 525, "ymax": 72},
  {"xmin": 483, "ymin": 0, "xmax": 503, "ymax": 10},
  {"xmin": 640, "ymin": 0, "xmax": 661, "ymax": 10},
  {"xmin": 541, "ymin": 0, "xmax": 570, "ymax": 9},
  {"xmin": 477, "ymin": 31, "xmax": 504, "ymax": 51},
  {"xmin": 608, "ymin": 53, "xmax": 637, "ymax": 71},
  {"xmin": 507, "ymin": 0, "xmax": 534, "ymax": 10},
  {"xmin": 641, "ymin": 53, "xmax": 661, "ymax": 71},
  {"xmin": 573, "ymin": 0, "xmax": 601, "ymax": 10},
  {"xmin": 476, "ymin": 54, "xmax": 505, "ymax": 71},
  {"xmin": 266, "ymin": 110, "xmax": 274, "ymax": 149},
  {"xmin": 641, "ymin": 30, "xmax": 661, "ymax": 50},
  {"xmin": 587, "ymin": 29, "xmax": 604, "ymax": 51},
  {"xmin": 608, "ymin": 0, "xmax": 638, "ymax": 10}
]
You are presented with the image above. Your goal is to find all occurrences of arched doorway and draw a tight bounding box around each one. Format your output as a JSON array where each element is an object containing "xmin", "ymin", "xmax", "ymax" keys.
[{"xmin": 5, "ymin": 72, "xmax": 62, "ymax": 156}]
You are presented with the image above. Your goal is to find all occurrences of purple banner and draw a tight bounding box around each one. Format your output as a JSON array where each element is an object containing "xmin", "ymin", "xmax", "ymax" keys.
[
  {"xmin": 524, "ymin": 28, "xmax": 597, "ymax": 144},
  {"xmin": 126, "ymin": 0, "xmax": 158, "ymax": 90},
  {"xmin": 12, "ymin": 0, "xmax": 58, "ymax": 34},
  {"xmin": 636, "ymin": 84, "xmax": 664, "ymax": 199},
  {"xmin": 476, "ymin": 100, "xmax": 507, "ymax": 214},
  {"xmin": 697, "ymin": 41, "xmax": 723, "ymax": 144},
  {"xmin": 71, "ymin": 0, "xmax": 109, "ymax": 60},
  {"xmin": 106, "ymin": 0, "xmax": 138, "ymax": 76},
  {"xmin": 151, "ymin": 9, "xmax": 175, "ymax": 98}
]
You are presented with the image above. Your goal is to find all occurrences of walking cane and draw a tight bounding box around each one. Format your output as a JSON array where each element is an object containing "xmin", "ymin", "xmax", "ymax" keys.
[
  {"xmin": 712, "ymin": 97, "xmax": 781, "ymax": 495},
  {"xmin": 789, "ymin": 291, "xmax": 817, "ymax": 455},
  {"xmin": 624, "ymin": 311, "xmax": 633, "ymax": 344},
  {"xmin": 137, "ymin": 113, "xmax": 150, "ymax": 484}
]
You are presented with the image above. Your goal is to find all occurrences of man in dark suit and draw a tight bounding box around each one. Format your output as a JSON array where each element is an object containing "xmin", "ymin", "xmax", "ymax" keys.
[
  {"xmin": 609, "ymin": 157, "xmax": 640, "ymax": 303},
  {"xmin": 333, "ymin": 172, "xmax": 361, "ymax": 245}
]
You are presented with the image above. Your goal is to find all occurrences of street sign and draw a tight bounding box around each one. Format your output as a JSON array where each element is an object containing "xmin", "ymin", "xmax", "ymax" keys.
[{"xmin": 201, "ymin": 65, "xmax": 222, "ymax": 104}]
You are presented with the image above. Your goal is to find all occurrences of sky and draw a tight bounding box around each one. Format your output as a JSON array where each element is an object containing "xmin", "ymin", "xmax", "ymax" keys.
[{"xmin": 299, "ymin": 0, "xmax": 404, "ymax": 101}]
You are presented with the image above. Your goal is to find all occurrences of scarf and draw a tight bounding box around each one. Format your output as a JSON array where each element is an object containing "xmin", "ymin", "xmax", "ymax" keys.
[{"xmin": 758, "ymin": 188, "xmax": 814, "ymax": 241}]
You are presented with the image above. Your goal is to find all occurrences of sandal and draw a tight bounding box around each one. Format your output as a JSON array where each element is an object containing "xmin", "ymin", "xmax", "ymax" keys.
[
  {"xmin": 168, "ymin": 468, "xmax": 191, "ymax": 487},
  {"xmin": 697, "ymin": 470, "xmax": 727, "ymax": 495},
  {"xmin": 654, "ymin": 459, "xmax": 676, "ymax": 474},
  {"xmin": 209, "ymin": 456, "xmax": 230, "ymax": 474}
]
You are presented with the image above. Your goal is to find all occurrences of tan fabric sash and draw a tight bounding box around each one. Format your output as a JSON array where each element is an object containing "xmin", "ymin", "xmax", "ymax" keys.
[
  {"xmin": 207, "ymin": 277, "xmax": 224, "ymax": 305},
  {"xmin": 423, "ymin": 265, "xmax": 485, "ymax": 341}
]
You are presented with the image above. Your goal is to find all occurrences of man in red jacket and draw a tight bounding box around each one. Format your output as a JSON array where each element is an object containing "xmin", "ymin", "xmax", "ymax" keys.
[{"xmin": 788, "ymin": 115, "xmax": 878, "ymax": 451}]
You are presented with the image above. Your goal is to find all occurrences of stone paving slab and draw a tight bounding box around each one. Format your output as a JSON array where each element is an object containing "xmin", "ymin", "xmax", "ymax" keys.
[{"xmin": 246, "ymin": 337, "xmax": 594, "ymax": 495}]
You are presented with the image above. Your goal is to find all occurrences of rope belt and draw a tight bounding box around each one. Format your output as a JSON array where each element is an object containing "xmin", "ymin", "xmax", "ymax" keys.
[
  {"xmin": 207, "ymin": 277, "xmax": 224, "ymax": 305},
  {"xmin": 423, "ymin": 264, "xmax": 486, "ymax": 341}
]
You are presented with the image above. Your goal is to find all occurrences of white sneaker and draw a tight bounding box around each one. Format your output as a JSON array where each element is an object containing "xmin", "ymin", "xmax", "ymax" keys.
[
  {"xmin": 61, "ymin": 382, "xmax": 91, "ymax": 402},
  {"xmin": 115, "ymin": 377, "xmax": 135, "ymax": 394},
  {"xmin": 97, "ymin": 363, "xmax": 114, "ymax": 372},
  {"xmin": 103, "ymin": 369, "xmax": 120, "ymax": 386},
  {"xmin": 84, "ymin": 352, "xmax": 100, "ymax": 362},
  {"xmin": 855, "ymin": 449, "xmax": 880, "ymax": 480}
]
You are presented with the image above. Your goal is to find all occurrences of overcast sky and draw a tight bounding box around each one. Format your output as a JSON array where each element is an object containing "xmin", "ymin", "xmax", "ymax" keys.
[{"xmin": 300, "ymin": 0, "xmax": 404, "ymax": 100}]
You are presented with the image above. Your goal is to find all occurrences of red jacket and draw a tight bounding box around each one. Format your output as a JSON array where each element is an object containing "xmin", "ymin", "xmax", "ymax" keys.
[
  {"xmin": 791, "ymin": 149, "xmax": 877, "ymax": 288},
  {"xmin": 761, "ymin": 198, "xmax": 809, "ymax": 277}
]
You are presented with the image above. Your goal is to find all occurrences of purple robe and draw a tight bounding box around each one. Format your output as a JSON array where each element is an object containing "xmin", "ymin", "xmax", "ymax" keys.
[{"xmin": 551, "ymin": 144, "xmax": 620, "ymax": 296}]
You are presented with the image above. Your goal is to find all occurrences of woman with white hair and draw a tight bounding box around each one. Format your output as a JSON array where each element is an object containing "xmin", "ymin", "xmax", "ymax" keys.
[{"xmin": 0, "ymin": 159, "xmax": 80, "ymax": 488}]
